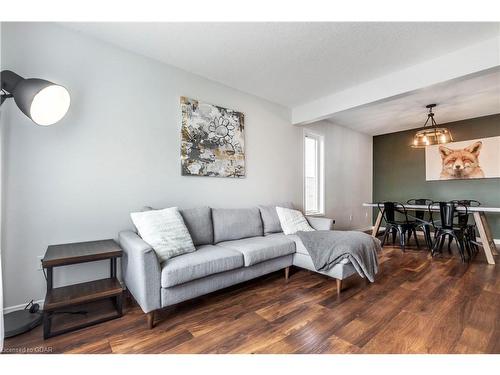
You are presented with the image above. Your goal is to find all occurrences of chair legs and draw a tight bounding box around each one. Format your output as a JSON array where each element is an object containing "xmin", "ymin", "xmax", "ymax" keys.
[
  {"xmin": 413, "ymin": 228, "xmax": 420, "ymax": 249},
  {"xmin": 465, "ymin": 225, "xmax": 479, "ymax": 256},
  {"xmin": 420, "ymin": 224, "xmax": 432, "ymax": 251},
  {"xmin": 381, "ymin": 228, "xmax": 388, "ymax": 247},
  {"xmin": 457, "ymin": 237, "xmax": 467, "ymax": 263},
  {"xmin": 399, "ymin": 229, "xmax": 406, "ymax": 252},
  {"xmin": 431, "ymin": 230, "xmax": 441, "ymax": 257},
  {"xmin": 431, "ymin": 229, "xmax": 470, "ymax": 263},
  {"xmin": 381, "ymin": 225, "xmax": 425, "ymax": 253}
]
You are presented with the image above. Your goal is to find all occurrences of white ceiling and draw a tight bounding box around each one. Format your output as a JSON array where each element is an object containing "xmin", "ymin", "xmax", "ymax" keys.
[
  {"xmin": 324, "ymin": 67, "xmax": 500, "ymax": 135},
  {"xmin": 61, "ymin": 22, "xmax": 500, "ymax": 108}
]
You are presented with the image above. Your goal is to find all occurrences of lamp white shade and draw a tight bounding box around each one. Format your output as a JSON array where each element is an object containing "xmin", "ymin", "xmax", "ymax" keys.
[{"xmin": 29, "ymin": 85, "xmax": 71, "ymax": 126}]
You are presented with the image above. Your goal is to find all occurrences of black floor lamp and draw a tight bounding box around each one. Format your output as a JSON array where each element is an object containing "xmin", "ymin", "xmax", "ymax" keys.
[{"xmin": 1, "ymin": 69, "xmax": 70, "ymax": 338}]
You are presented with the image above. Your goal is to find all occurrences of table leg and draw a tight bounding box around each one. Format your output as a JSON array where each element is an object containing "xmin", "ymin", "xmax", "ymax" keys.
[
  {"xmin": 43, "ymin": 311, "xmax": 52, "ymax": 340},
  {"xmin": 44, "ymin": 267, "xmax": 54, "ymax": 339},
  {"xmin": 473, "ymin": 212, "xmax": 496, "ymax": 265},
  {"xmin": 115, "ymin": 294, "xmax": 123, "ymax": 317},
  {"xmin": 479, "ymin": 212, "xmax": 498, "ymax": 255},
  {"xmin": 46, "ymin": 267, "xmax": 53, "ymax": 290},
  {"xmin": 110, "ymin": 258, "xmax": 117, "ymax": 278},
  {"xmin": 372, "ymin": 210, "xmax": 383, "ymax": 237}
]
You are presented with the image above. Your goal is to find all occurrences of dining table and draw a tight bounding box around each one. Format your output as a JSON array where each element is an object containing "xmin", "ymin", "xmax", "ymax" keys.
[{"xmin": 363, "ymin": 202, "xmax": 499, "ymax": 265}]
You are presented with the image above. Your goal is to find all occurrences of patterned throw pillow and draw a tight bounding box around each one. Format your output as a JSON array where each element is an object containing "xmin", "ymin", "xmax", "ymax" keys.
[
  {"xmin": 276, "ymin": 206, "xmax": 315, "ymax": 235},
  {"xmin": 130, "ymin": 207, "xmax": 196, "ymax": 263}
]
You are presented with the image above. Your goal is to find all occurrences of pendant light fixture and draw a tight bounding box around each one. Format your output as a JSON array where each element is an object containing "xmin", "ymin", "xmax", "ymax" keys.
[{"xmin": 411, "ymin": 104, "xmax": 453, "ymax": 148}]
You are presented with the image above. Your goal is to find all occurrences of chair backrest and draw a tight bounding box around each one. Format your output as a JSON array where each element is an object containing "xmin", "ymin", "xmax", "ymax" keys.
[
  {"xmin": 406, "ymin": 198, "xmax": 433, "ymax": 220},
  {"xmin": 378, "ymin": 201, "xmax": 409, "ymax": 224},
  {"xmin": 439, "ymin": 202, "xmax": 456, "ymax": 229},
  {"xmin": 378, "ymin": 202, "xmax": 395, "ymax": 223},
  {"xmin": 452, "ymin": 200, "xmax": 480, "ymax": 226},
  {"xmin": 452, "ymin": 199, "xmax": 481, "ymax": 207},
  {"xmin": 429, "ymin": 201, "xmax": 468, "ymax": 229}
]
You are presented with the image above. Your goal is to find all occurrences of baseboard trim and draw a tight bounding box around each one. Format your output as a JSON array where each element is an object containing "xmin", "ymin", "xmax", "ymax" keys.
[{"xmin": 3, "ymin": 299, "xmax": 45, "ymax": 315}]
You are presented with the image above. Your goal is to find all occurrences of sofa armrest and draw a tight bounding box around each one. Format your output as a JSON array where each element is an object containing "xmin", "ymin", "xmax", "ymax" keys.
[
  {"xmin": 119, "ymin": 230, "xmax": 161, "ymax": 313},
  {"xmin": 306, "ymin": 216, "xmax": 335, "ymax": 230}
]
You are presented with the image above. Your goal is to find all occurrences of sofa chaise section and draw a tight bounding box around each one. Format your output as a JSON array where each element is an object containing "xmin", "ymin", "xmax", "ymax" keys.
[{"xmin": 264, "ymin": 213, "xmax": 356, "ymax": 292}]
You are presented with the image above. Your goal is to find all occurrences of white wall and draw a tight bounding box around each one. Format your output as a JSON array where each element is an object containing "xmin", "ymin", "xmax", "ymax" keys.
[
  {"xmin": 0, "ymin": 23, "xmax": 302, "ymax": 308},
  {"xmin": 303, "ymin": 121, "xmax": 373, "ymax": 231}
]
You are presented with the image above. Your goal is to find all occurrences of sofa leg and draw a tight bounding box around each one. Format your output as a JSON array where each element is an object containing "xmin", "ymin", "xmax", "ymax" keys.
[
  {"xmin": 336, "ymin": 279, "xmax": 342, "ymax": 296},
  {"xmin": 285, "ymin": 266, "xmax": 290, "ymax": 281},
  {"xmin": 147, "ymin": 311, "xmax": 155, "ymax": 329}
]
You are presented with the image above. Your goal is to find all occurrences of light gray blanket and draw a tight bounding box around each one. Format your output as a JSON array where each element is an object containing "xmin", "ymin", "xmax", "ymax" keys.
[{"xmin": 296, "ymin": 230, "xmax": 381, "ymax": 282}]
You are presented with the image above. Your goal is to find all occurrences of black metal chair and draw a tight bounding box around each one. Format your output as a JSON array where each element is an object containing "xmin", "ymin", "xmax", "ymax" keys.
[
  {"xmin": 428, "ymin": 201, "xmax": 470, "ymax": 262},
  {"xmin": 377, "ymin": 202, "xmax": 420, "ymax": 252},
  {"xmin": 406, "ymin": 198, "xmax": 433, "ymax": 251},
  {"xmin": 451, "ymin": 199, "xmax": 481, "ymax": 256}
]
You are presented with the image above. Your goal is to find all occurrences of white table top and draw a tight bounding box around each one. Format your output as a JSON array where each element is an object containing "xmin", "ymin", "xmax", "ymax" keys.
[{"xmin": 363, "ymin": 203, "xmax": 500, "ymax": 213}]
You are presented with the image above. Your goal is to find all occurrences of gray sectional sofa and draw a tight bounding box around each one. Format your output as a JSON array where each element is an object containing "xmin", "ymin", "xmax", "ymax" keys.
[{"xmin": 119, "ymin": 205, "xmax": 357, "ymax": 328}]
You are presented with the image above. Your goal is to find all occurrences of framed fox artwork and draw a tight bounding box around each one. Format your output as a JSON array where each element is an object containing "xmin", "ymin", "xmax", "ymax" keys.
[{"xmin": 425, "ymin": 136, "xmax": 500, "ymax": 181}]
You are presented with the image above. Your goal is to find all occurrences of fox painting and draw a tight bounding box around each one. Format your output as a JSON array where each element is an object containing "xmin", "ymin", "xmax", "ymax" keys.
[{"xmin": 439, "ymin": 141, "xmax": 485, "ymax": 180}]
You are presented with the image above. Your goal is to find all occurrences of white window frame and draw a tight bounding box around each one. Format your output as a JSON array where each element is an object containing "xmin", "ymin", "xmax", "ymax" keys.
[{"xmin": 303, "ymin": 130, "xmax": 325, "ymax": 216}]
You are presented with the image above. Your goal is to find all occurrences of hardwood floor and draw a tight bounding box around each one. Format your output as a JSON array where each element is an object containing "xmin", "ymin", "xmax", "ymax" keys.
[{"xmin": 3, "ymin": 244, "xmax": 500, "ymax": 354}]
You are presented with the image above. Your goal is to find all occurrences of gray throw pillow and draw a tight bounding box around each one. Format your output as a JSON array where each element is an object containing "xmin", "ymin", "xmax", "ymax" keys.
[
  {"xmin": 179, "ymin": 207, "xmax": 213, "ymax": 246},
  {"xmin": 258, "ymin": 202, "xmax": 294, "ymax": 234},
  {"xmin": 212, "ymin": 208, "xmax": 263, "ymax": 243}
]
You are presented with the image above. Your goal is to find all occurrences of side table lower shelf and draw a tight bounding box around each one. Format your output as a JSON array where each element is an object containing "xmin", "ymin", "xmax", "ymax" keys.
[{"xmin": 43, "ymin": 278, "xmax": 123, "ymax": 339}]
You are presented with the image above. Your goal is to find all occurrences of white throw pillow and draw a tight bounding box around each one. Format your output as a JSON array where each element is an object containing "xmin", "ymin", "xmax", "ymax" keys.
[
  {"xmin": 276, "ymin": 206, "xmax": 315, "ymax": 235},
  {"xmin": 130, "ymin": 207, "xmax": 195, "ymax": 263}
]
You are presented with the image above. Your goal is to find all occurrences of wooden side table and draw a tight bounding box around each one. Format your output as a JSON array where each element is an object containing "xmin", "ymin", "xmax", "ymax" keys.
[{"xmin": 41, "ymin": 239, "xmax": 124, "ymax": 339}]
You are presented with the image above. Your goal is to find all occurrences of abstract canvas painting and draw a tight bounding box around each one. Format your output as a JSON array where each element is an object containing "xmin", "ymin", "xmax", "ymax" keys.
[
  {"xmin": 425, "ymin": 136, "xmax": 500, "ymax": 181},
  {"xmin": 180, "ymin": 96, "xmax": 245, "ymax": 178}
]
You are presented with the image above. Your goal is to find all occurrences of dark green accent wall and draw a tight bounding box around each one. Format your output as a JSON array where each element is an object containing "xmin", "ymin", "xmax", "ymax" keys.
[{"xmin": 373, "ymin": 114, "xmax": 500, "ymax": 238}]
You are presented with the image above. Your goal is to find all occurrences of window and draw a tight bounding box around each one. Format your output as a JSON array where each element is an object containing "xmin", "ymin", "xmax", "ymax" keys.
[{"xmin": 304, "ymin": 132, "xmax": 324, "ymax": 215}]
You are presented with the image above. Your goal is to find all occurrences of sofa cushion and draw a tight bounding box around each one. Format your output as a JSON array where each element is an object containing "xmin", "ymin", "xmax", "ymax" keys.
[
  {"xmin": 161, "ymin": 245, "xmax": 244, "ymax": 288},
  {"xmin": 265, "ymin": 232, "xmax": 307, "ymax": 254},
  {"xmin": 212, "ymin": 208, "xmax": 263, "ymax": 243},
  {"xmin": 179, "ymin": 207, "xmax": 213, "ymax": 246},
  {"xmin": 258, "ymin": 202, "xmax": 294, "ymax": 234},
  {"xmin": 217, "ymin": 236, "xmax": 295, "ymax": 266}
]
